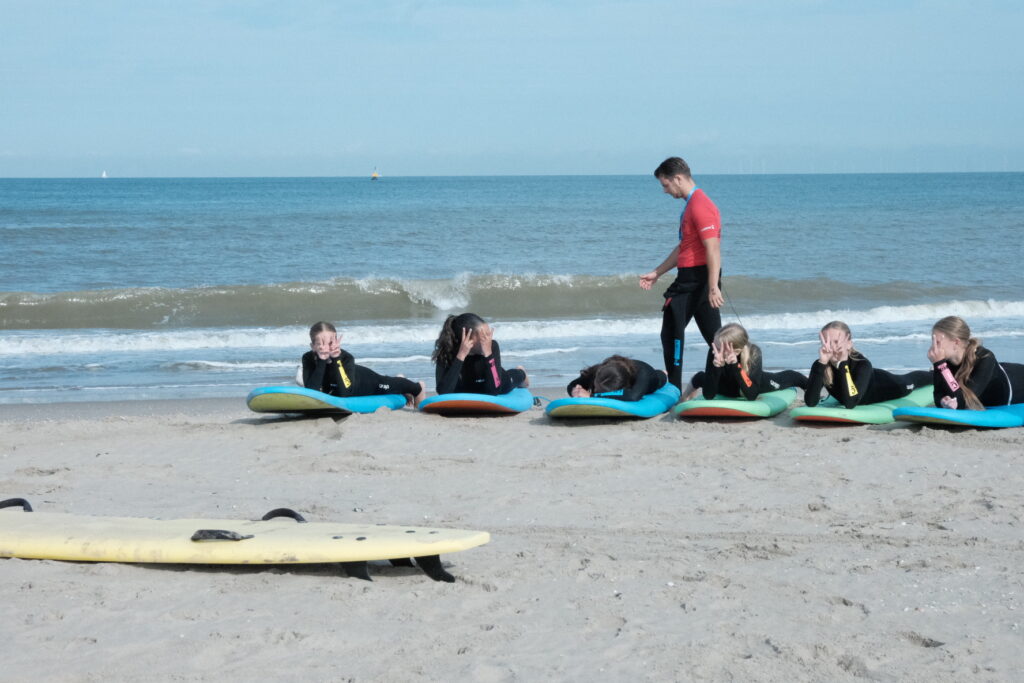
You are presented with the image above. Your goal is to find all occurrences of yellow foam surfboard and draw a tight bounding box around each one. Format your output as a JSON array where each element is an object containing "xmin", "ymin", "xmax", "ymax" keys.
[{"xmin": 0, "ymin": 499, "xmax": 489, "ymax": 582}]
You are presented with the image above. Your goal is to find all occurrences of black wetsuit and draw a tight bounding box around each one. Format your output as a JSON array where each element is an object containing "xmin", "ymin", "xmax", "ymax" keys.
[
  {"xmin": 435, "ymin": 340, "xmax": 526, "ymax": 395},
  {"xmin": 566, "ymin": 359, "xmax": 667, "ymax": 401},
  {"xmin": 804, "ymin": 356, "xmax": 931, "ymax": 409},
  {"xmin": 932, "ymin": 347, "xmax": 1024, "ymax": 409},
  {"xmin": 662, "ymin": 267, "xmax": 721, "ymax": 390},
  {"xmin": 691, "ymin": 346, "xmax": 807, "ymax": 400},
  {"xmin": 302, "ymin": 350, "xmax": 420, "ymax": 398}
]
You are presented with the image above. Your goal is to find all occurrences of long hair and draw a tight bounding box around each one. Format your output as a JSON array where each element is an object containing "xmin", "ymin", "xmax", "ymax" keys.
[
  {"xmin": 579, "ymin": 355, "xmax": 638, "ymax": 394},
  {"xmin": 932, "ymin": 316, "xmax": 984, "ymax": 410},
  {"xmin": 819, "ymin": 321, "xmax": 865, "ymax": 388},
  {"xmin": 431, "ymin": 312, "xmax": 486, "ymax": 366},
  {"xmin": 714, "ymin": 323, "xmax": 761, "ymax": 372},
  {"xmin": 309, "ymin": 321, "xmax": 337, "ymax": 341}
]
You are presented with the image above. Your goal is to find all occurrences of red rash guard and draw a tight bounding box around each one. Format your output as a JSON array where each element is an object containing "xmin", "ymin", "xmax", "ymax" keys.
[{"xmin": 677, "ymin": 189, "xmax": 721, "ymax": 268}]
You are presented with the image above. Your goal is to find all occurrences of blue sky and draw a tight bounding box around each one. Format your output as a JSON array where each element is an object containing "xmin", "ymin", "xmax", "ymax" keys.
[{"xmin": 2, "ymin": 0, "xmax": 1022, "ymax": 176}]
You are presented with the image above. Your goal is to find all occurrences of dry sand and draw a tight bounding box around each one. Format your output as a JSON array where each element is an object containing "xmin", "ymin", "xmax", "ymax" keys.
[{"xmin": 1, "ymin": 394, "xmax": 1023, "ymax": 681}]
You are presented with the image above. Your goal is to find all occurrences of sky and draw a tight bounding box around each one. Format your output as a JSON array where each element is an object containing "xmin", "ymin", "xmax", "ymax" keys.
[{"xmin": 1, "ymin": 0, "xmax": 1022, "ymax": 177}]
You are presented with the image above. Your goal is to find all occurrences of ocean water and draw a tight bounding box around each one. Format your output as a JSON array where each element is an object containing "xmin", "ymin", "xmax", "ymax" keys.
[{"xmin": 1, "ymin": 173, "xmax": 1022, "ymax": 404}]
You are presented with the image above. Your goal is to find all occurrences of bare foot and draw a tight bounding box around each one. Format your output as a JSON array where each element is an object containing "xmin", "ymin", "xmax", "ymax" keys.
[
  {"xmin": 517, "ymin": 366, "xmax": 530, "ymax": 388},
  {"xmin": 412, "ymin": 381, "xmax": 426, "ymax": 408},
  {"xmin": 680, "ymin": 381, "xmax": 700, "ymax": 401}
]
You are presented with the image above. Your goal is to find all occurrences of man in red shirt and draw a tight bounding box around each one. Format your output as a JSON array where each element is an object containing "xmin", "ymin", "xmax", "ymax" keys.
[{"xmin": 640, "ymin": 156, "xmax": 723, "ymax": 390}]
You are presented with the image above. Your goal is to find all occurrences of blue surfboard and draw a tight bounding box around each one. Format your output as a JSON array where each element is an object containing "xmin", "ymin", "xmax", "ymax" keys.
[
  {"xmin": 546, "ymin": 383, "xmax": 681, "ymax": 419},
  {"xmin": 246, "ymin": 386, "xmax": 407, "ymax": 415},
  {"xmin": 419, "ymin": 388, "xmax": 534, "ymax": 415},
  {"xmin": 892, "ymin": 403, "xmax": 1024, "ymax": 428}
]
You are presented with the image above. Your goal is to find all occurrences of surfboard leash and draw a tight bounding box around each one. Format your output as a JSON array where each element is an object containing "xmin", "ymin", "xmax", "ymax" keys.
[{"xmin": 722, "ymin": 284, "xmax": 744, "ymax": 328}]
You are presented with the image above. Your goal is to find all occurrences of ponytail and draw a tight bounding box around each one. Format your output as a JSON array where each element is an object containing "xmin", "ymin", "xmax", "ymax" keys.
[
  {"xmin": 957, "ymin": 337, "xmax": 984, "ymax": 410},
  {"xmin": 933, "ymin": 316, "xmax": 984, "ymax": 410}
]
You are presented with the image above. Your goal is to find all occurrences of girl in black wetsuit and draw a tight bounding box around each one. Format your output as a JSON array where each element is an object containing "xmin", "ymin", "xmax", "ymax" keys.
[
  {"xmin": 928, "ymin": 316, "xmax": 1024, "ymax": 410},
  {"xmin": 685, "ymin": 323, "xmax": 807, "ymax": 400},
  {"xmin": 301, "ymin": 321, "xmax": 426, "ymax": 406},
  {"xmin": 567, "ymin": 355, "xmax": 667, "ymax": 401},
  {"xmin": 804, "ymin": 320, "xmax": 931, "ymax": 409},
  {"xmin": 432, "ymin": 313, "xmax": 529, "ymax": 395}
]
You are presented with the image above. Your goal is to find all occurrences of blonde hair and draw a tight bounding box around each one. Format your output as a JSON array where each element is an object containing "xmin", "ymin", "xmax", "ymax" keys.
[
  {"xmin": 932, "ymin": 316, "xmax": 984, "ymax": 410},
  {"xmin": 819, "ymin": 320, "xmax": 864, "ymax": 388},
  {"xmin": 309, "ymin": 321, "xmax": 337, "ymax": 341},
  {"xmin": 714, "ymin": 323, "xmax": 761, "ymax": 370}
]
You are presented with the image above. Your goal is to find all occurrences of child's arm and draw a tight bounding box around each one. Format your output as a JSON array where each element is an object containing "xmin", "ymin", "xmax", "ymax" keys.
[
  {"xmin": 833, "ymin": 358, "xmax": 873, "ymax": 409},
  {"xmin": 301, "ymin": 351, "xmax": 327, "ymax": 391},
  {"xmin": 804, "ymin": 361, "xmax": 827, "ymax": 407},
  {"xmin": 701, "ymin": 348, "xmax": 723, "ymax": 399},
  {"xmin": 479, "ymin": 339, "xmax": 507, "ymax": 394},
  {"xmin": 726, "ymin": 351, "xmax": 761, "ymax": 401},
  {"xmin": 435, "ymin": 358, "xmax": 464, "ymax": 394}
]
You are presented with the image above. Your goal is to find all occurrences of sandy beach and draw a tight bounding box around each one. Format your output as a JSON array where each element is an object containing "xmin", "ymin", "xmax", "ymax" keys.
[{"xmin": 2, "ymin": 394, "xmax": 1023, "ymax": 681}]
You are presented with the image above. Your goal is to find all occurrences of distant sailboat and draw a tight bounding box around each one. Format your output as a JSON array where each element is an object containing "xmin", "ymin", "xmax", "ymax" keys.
[
  {"xmin": 370, "ymin": 168, "xmax": 380, "ymax": 181},
  {"xmin": 101, "ymin": 170, "xmax": 108, "ymax": 179}
]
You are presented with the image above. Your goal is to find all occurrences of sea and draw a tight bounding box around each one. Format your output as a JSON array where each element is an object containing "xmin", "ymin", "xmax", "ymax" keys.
[{"xmin": 1, "ymin": 173, "xmax": 1022, "ymax": 405}]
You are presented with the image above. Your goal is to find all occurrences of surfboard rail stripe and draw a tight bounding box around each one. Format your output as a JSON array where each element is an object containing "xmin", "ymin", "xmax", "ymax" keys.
[
  {"xmin": 672, "ymin": 388, "xmax": 796, "ymax": 419},
  {"xmin": 418, "ymin": 388, "xmax": 534, "ymax": 416},
  {"xmin": 892, "ymin": 403, "xmax": 1024, "ymax": 429},
  {"xmin": 790, "ymin": 385, "xmax": 934, "ymax": 425},
  {"xmin": 246, "ymin": 386, "xmax": 407, "ymax": 415}
]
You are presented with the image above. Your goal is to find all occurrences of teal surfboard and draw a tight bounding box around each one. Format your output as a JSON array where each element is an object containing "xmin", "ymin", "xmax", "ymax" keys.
[
  {"xmin": 893, "ymin": 403, "xmax": 1024, "ymax": 428},
  {"xmin": 419, "ymin": 388, "xmax": 534, "ymax": 415},
  {"xmin": 791, "ymin": 385, "xmax": 934, "ymax": 425},
  {"xmin": 672, "ymin": 388, "xmax": 797, "ymax": 419},
  {"xmin": 546, "ymin": 383, "xmax": 681, "ymax": 419},
  {"xmin": 246, "ymin": 386, "xmax": 407, "ymax": 415}
]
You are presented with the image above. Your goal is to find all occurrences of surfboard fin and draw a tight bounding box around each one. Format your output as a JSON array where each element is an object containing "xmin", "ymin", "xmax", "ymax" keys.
[
  {"xmin": 260, "ymin": 508, "xmax": 307, "ymax": 523},
  {"xmin": 0, "ymin": 497, "xmax": 33, "ymax": 512},
  {"xmin": 415, "ymin": 554, "xmax": 455, "ymax": 583},
  {"xmin": 341, "ymin": 561, "xmax": 372, "ymax": 581},
  {"xmin": 389, "ymin": 558, "xmax": 415, "ymax": 567}
]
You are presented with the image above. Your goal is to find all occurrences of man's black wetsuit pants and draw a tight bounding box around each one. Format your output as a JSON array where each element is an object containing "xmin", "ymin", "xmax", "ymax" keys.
[{"xmin": 661, "ymin": 268, "xmax": 721, "ymax": 390}]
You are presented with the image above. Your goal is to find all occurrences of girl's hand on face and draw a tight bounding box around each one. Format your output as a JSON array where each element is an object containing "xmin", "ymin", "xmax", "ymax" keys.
[
  {"xmin": 456, "ymin": 327, "xmax": 475, "ymax": 361},
  {"xmin": 818, "ymin": 331, "xmax": 831, "ymax": 365},
  {"xmin": 571, "ymin": 385, "xmax": 592, "ymax": 398},
  {"xmin": 722, "ymin": 342, "xmax": 739, "ymax": 365},
  {"xmin": 477, "ymin": 324, "xmax": 494, "ymax": 357},
  {"xmin": 940, "ymin": 395, "xmax": 958, "ymax": 409},
  {"xmin": 834, "ymin": 336, "xmax": 851, "ymax": 363},
  {"xmin": 712, "ymin": 340, "xmax": 725, "ymax": 367},
  {"xmin": 928, "ymin": 333, "xmax": 947, "ymax": 364},
  {"xmin": 311, "ymin": 333, "xmax": 333, "ymax": 360},
  {"xmin": 328, "ymin": 336, "xmax": 341, "ymax": 359}
]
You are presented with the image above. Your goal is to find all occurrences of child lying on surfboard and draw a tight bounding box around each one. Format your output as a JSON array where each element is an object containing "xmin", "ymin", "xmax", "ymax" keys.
[
  {"xmin": 805, "ymin": 320, "xmax": 930, "ymax": 409},
  {"xmin": 566, "ymin": 355, "xmax": 666, "ymax": 401},
  {"xmin": 300, "ymin": 321, "xmax": 426, "ymax": 407},
  {"xmin": 683, "ymin": 323, "xmax": 807, "ymax": 401},
  {"xmin": 928, "ymin": 316, "xmax": 1024, "ymax": 410},
  {"xmin": 432, "ymin": 313, "xmax": 529, "ymax": 395}
]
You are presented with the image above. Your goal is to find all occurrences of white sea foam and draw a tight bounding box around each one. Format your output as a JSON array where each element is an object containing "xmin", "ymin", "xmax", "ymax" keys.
[
  {"xmin": 739, "ymin": 299, "xmax": 1024, "ymax": 331},
  {"xmin": 1, "ymin": 299, "xmax": 1021, "ymax": 356}
]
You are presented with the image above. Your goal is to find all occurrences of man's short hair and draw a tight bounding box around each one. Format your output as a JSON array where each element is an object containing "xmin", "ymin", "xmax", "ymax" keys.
[{"xmin": 654, "ymin": 157, "xmax": 691, "ymax": 179}]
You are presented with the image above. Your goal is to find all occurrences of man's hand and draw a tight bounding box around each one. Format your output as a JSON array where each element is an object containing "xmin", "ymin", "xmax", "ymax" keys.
[
  {"xmin": 708, "ymin": 283, "xmax": 724, "ymax": 309},
  {"xmin": 639, "ymin": 271, "xmax": 659, "ymax": 291}
]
